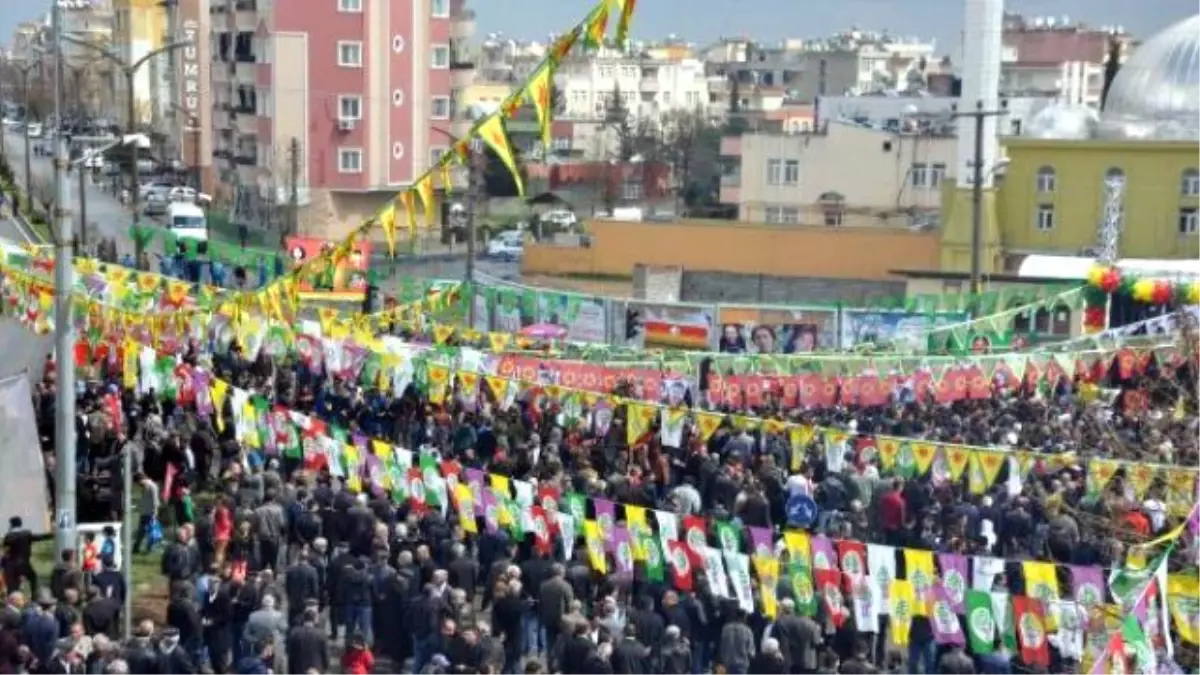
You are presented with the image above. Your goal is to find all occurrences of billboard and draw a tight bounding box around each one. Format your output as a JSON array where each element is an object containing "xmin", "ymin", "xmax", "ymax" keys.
[
  {"xmin": 623, "ymin": 301, "xmax": 715, "ymax": 350},
  {"xmin": 717, "ymin": 306, "xmax": 839, "ymax": 354},
  {"xmin": 839, "ymin": 309, "xmax": 970, "ymax": 352},
  {"xmin": 491, "ymin": 289, "xmax": 609, "ymax": 344},
  {"xmin": 285, "ymin": 237, "xmax": 370, "ymax": 301}
]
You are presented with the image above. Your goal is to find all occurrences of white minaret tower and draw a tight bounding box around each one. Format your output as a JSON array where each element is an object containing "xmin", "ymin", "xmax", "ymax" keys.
[{"xmin": 956, "ymin": 0, "xmax": 1004, "ymax": 187}]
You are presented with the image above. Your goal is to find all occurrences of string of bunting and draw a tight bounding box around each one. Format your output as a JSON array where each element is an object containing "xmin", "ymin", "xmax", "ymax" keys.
[{"xmin": 1084, "ymin": 265, "xmax": 1200, "ymax": 333}]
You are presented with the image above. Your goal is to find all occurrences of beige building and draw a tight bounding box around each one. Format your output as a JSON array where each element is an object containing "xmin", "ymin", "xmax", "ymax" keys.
[{"xmin": 719, "ymin": 121, "xmax": 956, "ymax": 226}]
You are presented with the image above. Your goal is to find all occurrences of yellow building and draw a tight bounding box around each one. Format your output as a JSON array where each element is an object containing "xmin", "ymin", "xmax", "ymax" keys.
[
  {"xmin": 994, "ymin": 138, "xmax": 1198, "ymax": 261},
  {"xmin": 940, "ymin": 14, "xmax": 1200, "ymax": 273},
  {"xmin": 112, "ymin": 0, "xmax": 168, "ymax": 124}
]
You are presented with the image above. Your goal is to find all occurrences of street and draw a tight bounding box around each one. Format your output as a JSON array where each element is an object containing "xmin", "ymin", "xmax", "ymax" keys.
[{"xmin": 3, "ymin": 129, "xmax": 141, "ymax": 254}]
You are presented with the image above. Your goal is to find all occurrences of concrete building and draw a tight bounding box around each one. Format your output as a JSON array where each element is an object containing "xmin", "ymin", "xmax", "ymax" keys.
[
  {"xmin": 556, "ymin": 50, "xmax": 713, "ymax": 121},
  {"xmin": 998, "ymin": 13, "xmax": 1127, "ymax": 107},
  {"xmin": 111, "ymin": 0, "xmax": 169, "ymax": 125},
  {"xmin": 210, "ymin": 0, "xmax": 476, "ymax": 239},
  {"xmin": 718, "ymin": 122, "xmax": 956, "ymax": 226}
]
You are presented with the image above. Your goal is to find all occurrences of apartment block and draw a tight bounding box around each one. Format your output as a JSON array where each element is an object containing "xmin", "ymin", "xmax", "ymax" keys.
[{"xmin": 210, "ymin": 0, "xmax": 475, "ymax": 239}]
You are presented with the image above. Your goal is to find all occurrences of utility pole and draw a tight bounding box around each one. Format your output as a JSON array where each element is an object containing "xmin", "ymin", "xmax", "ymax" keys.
[
  {"xmin": 20, "ymin": 69, "xmax": 33, "ymax": 205},
  {"xmin": 951, "ymin": 101, "xmax": 1007, "ymax": 297},
  {"xmin": 464, "ymin": 144, "xmax": 482, "ymax": 328},
  {"xmin": 78, "ymin": 168, "xmax": 88, "ymax": 251},
  {"xmin": 286, "ymin": 137, "xmax": 299, "ymax": 245},
  {"xmin": 51, "ymin": 0, "xmax": 78, "ymax": 561}
]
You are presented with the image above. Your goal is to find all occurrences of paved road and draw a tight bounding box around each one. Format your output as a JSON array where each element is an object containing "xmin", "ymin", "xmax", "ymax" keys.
[{"xmin": 4, "ymin": 129, "xmax": 142, "ymax": 254}]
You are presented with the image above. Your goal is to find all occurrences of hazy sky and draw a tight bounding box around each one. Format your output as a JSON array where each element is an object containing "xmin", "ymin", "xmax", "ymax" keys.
[{"xmin": 3, "ymin": 0, "xmax": 1195, "ymax": 56}]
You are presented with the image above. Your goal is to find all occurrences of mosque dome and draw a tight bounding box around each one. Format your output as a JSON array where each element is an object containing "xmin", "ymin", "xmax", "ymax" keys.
[
  {"xmin": 1026, "ymin": 103, "xmax": 1100, "ymax": 140},
  {"xmin": 1099, "ymin": 14, "xmax": 1200, "ymax": 140}
]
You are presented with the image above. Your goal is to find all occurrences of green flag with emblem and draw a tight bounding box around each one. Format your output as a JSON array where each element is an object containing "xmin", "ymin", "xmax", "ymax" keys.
[
  {"xmin": 644, "ymin": 536, "xmax": 664, "ymax": 583},
  {"xmin": 965, "ymin": 590, "xmax": 996, "ymax": 654},
  {"xmin": 790, "ymin": 562, "xmax": 818, "ymax": 617},
  {"xmin": 419, "ymin": 453, "xmax": 443, "ymax": 508}
]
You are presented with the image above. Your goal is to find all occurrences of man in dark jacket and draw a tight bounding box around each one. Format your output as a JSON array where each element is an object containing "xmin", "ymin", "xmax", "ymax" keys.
[
  {"xmin": 558, "ymin": 620, "xmax": 595, "ymax": 675},
  {"xmin": 166, "ymin": 583, "xmax": 203, "ymax": 668},
  {"xmin": 157, "ymin": 628, "xmax": 198, "ymax": 674},
  {"xmin": 283, "ymin": 556, "xmax": 319, "ymax": 626},
  {"xmin": 122, "ymin": 620, "xmax": 161, "ymax": 675},
  {"xmin": 610, "ymin": 624, "xmax": 650, "ymax": 674},
  {"xmin": 21, "ymin": 592, "xmax": 59, "ymax": 667},
  {"xmin": 285, "ymin": 606, "xmax": 328, "ymax": 674},
  {"xmin": 326, "ymin": 543, "xmax": 355, "ymax": 641},
  {"xmin": 339, "ymin": 557, "xmax": 373, "ymax": 645},
  {"xmin": 538, "ymin": 564, "xmax": 573, "ymax": 652}
]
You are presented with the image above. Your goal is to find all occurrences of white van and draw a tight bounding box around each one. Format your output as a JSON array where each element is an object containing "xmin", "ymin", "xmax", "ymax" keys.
[{"xmin": 166, "ymin": 202, "xmax": 207, "ymax": 242}]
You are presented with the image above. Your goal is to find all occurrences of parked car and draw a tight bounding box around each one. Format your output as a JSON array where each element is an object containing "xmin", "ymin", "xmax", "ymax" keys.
[
  {"xmin": 144, "ymin": 192, "xmax": 169, "ymax": 216},
  {"xmin": 139, "ymin": 181, "xmax": 175, "ymax": 200},
  {"xmin": 25, "ymin": 123, "xmax": 42, "ymax": 138},
  {"xmin": 486, "ymin": 231, "xmax": 524, "ymax": 260}
]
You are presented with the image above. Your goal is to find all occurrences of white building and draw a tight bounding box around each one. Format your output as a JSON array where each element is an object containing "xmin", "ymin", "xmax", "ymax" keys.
[{"xmin": 557, "ymin": 51, "xmax": 713, "ymax": 120}]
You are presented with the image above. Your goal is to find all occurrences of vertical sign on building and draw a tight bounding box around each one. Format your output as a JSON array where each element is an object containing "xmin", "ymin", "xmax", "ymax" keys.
[{"xmin": 181, "ymin": 18, "xmax": 200, "ymax": 130}]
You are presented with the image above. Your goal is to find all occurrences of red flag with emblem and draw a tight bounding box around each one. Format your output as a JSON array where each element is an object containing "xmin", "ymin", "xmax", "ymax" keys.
[
  {"xmin": 681, "ymin": 515, "xmax": 708, "ymax": 566},
  {"xmin": 1012, "ymin": 595, "xmax": 1049, "ymax": 667},
  {"xmin": 814, "ymin": 568, "xmax": 848, "ymax": 627},
  {"xmin": 407, "ymin": 467, "xmax": 427, "ymax": 514},
  {"xmin": 531, "ymin": 505, "xmax": 553, "ymax": 555},
  {"xmin": 667, "ymin": 539, "xmax": 694, "ymax": 592}
]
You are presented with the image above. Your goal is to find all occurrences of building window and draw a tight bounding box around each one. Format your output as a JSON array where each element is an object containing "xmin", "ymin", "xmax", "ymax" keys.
[
  {"xmin": 431, "ymin": 0, "xmax": 449, "ymax": 18},
  {"xmin": 781, "ymin": 207, "xmax": 800, "ymax": 224},
  {"xmin": 552, "ymin": 136, "xmax": 571, "ymax": 152},
  {"xmin": 910, "ymin": 163, "xmax": 928, "ymax": 188},
  {"xmin": 1035, "ymin": 205, "xmax": 1055, "ymax": 231},
  {"xmin": 929, "ymin": 163, "xmax": 946, "ymax": 189},
  {"xmin": 823, "ymin": 209, "xmax": 843, "ymax": 227},
  {"xmin": 783, "ymin": 160, "xmax": 799, "ymax": 185},
  {"xmin": 432, "ymin": 45, "xmax": 450, "ymax": 69},
  {"xmin": 430, "ymin": 147, "xmax": 447, "ymax": 166},
  {"xmin": 1182, "ymin": 169, "xmax": 1200, "ymax": 197},
  {"xmin": 766, "ymin": 159, "xmax": 783, "ymax": 185},
  {"xmin": 598, "ymin": 65, "xmax": 613, "ymax": 78},
  {"xmin": 431, "ymin": 96, "xmax": 450, "ymax": 119},
  {"xmin": 1036, "ymin": 166, "xmax": 1056, "ymax": 193},
  {"xmin": 764, "ymin": 206, "xmax": 782, "ymax": 224},
  {"xmin": 337, "ymin": 0, "xmax": 361, "ymax": 12},
  {"xmin": 337, "ymin": 41, "xmax": 363, "ymax": 67},
  {"xmin": 338, "ymin": 148, "xmax": 362, "ymax": 173},
  {"xmin": 392, "ymin": 89, "xmax": 405, "ymax": 106},
  {"xmin": 1180, "ymin": 207, "xmax": 1198, "ymax": 234},
  {"xmin": 622, "ymin": 181, "xmax": 643, "ymax": 200},
  {"xmin": 338, "ymin": 95, "xmax": 362, "ymax": 120}
]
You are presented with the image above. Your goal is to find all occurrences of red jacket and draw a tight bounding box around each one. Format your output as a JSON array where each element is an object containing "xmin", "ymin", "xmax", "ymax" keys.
[
  {"xmin": 342, "ymin": 647, "xmax": 375, "ymax": 675},
  {"xmin": 879, "ymin": 490, "xmax": 907, "ymax": 532}
]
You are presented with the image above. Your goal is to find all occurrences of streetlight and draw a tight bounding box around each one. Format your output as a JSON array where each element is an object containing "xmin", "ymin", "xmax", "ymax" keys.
[
  {"xmin": 62, "ymin": 33, "xmax": 192, "ymax": 263},
  {"xmin": 73, "ymin": 134, "xmax": 142, "ymax": 250},
  {"xmin": 429, "ymin": 126, "xmax": 483, "ymax": 327}
]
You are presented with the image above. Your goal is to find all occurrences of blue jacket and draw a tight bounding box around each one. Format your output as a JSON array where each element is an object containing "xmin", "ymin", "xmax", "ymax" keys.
[{"xmin": 235, "ymin": 656, "xmax": 270, "ymax": 674}]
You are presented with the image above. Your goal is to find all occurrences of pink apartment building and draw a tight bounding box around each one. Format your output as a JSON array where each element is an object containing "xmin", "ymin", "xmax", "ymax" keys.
[{"xmin": 210, "ymin": 0, "xmax": 476, "ymax": 239}]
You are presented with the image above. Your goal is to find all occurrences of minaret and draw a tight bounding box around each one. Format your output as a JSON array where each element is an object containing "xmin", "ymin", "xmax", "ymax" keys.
[{"xmin": 939, "ymin": 0, "xmax": 1005, "ymax": 276}]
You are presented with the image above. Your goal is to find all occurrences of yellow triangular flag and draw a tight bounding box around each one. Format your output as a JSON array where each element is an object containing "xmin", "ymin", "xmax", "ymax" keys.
[{"xmin": 476, "ymin": 115, "xmax": 524, "ymax": 197}]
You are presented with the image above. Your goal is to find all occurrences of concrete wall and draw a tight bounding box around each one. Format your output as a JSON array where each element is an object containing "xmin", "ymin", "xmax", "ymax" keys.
[
  {"xmin": 679, "ymin": 269, "xmax": 906, "ymax": 305},
  {"xmin": 521, "ymin": 218, "xmax": 942, "ymax": 280}
]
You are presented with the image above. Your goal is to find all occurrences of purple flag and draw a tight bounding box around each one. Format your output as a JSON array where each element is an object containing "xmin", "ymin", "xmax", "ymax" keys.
[
  {"xmin": 937, "ymin": 553, "xmax": 969, "ymax": 613},
  {"xmin": 465, "ymin": 468, "xmax": 487, "ymax": 516},
  {"xmin": 193, "ymin": 370, "xmax": 212, "ymax": 418},
  {"xmin": 930, "ymin": 582, "xmax": 965, "ymax": 646},
  {"xmin": 747, "ymin": 527, "xmax": 774, "ymax": 558},
  {"xmin": 481, "ymin": 489, "xmax": 499, "ymax": 533},
  {"xmin": 593, "ymin": 499, "xmax": 617, "ymax": 550},
  {"xmin": 1069, "ymin": 565, "xmax": 1105, "ymax": 608},
  {"xmin": 810, "ymin": 535, "xmax": 837, "ymax": 571},
  {"xmin": 611, "ymin": 527, "xmax": 634, "ymax": 578}
]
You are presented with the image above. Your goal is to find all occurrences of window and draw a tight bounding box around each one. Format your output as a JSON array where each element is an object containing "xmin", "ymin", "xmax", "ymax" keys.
[
  {"xmin": 661, "ymin": 91, "xmax": 672, "ymax": 105},
  {"xmin": 1180, "ymin": 207, "xmax": 1198, "ymax": 234},
  {"xmin": 392, "ymin": 89, "xmax": 405, "ymax": 106},
  {"xmin": 910, "ymin": 162, "xmax": 928, "ymax": 188},
  {"xmin": 764, "ymin": 206, "xmax": 782, "ymax": 223},
  {"xmin": 766, "ymin": 159, "xmax": 783, "ymax": 185},
  {"xmin": 1104, "ymin": 167, "xmax": 1125, "ymax": 184},
  {"xmin": 1035, "ymin": 205, "xmax": 1054, "ymax": 231},
  {"xmin": 337, "ymin": 0, "xmax": 361, "ymax": 11},
  {"xmin": 783, "ymin": 160, "xmax": 799, "ymax": 186},
  {"xmin": 621, "ymin": 66, "xmax": 638, "ymax": 79},
  {"xmin": 430, "ymin": 0, "xmax": 449, "ymax": 18},
  {"xmin": 598, "ymin": 65, "xmax": 613, "ymax": 78},
  {"xmin": 431, "ymin": 96, "xmax": 450, "ymax": 119},
  {"xmin": 930, "ymin": 163, "xmax": 946, "ymax": 189},
  {"xmin": 622, "ymin": 181, "xmax": 643, "ymax": 200},
  {"xmin": 338, "ymin": 95, "xmax": 362, "ymax": 121},
  {"xmin": 432, "ymin": 45, "xmax": 450, "ymax": 69},
  {"xmin": 781, "ymin": 207, "xmax": 800, "ymax": 224},
  {"xmin": 552, "ymin": 137, "xmax": 571, "ymax": 152},
  {"xmin": 337, "ymin": 41, "xmax": 363, "ymax": 67},
  {"xmin": 338, "ymin": 148, "xmax": 362, "ymax": 173},
  {"xmin": 430, "ymin": 147, "xmax": 447, "ymax": 166},
  {"xmin": 823, "ymin": 209, "xmax": 842, "ymax": 227},
  {"xmin": 1036, "ymin": 166, "xmax": 1056, "ymax": 193},
  {"xmin": 686, "ymin": 91, "xmax": 700, "ymax": 107},
  {"xmin": 1182, "ymin": 169, "xmax": 1200, "ymax": 197}
]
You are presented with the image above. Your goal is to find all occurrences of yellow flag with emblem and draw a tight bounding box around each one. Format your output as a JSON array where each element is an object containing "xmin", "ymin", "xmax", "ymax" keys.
[
  {"xmin": 912, "ymin": 443, "xmax": 938, "ymax": 476},
  {"xmin": 903, "ymin": 549, "xmax": 935, "ymax": 616},
  {"xmin": 946, "ymin": 445, "xmax": 970, "ymax": 481},
  {"xmin": 1168, "ymin": 574, "xmax": 1199, "ymax": 645},
  {"xmin": 889, "ymin": 579, "xmax": 916, "ymax": 646},
  {"xmin": 625, "ymin": 402, "xmax": 657, "ymax": 445},
  {"xmin": 583, "ymin": 519, "xmax": 607, "ymax": 573},
  {"xmin": 694, "ymin": 411, "xmax": 724, "ymax": 442},
  {"xmin": 789, "ymin": 425, "xmax": 815, "ymax": 472}
]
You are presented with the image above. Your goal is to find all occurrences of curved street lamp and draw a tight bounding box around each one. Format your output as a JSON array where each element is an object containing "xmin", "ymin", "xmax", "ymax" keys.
[{"xmin": 62, "ymin": 33, "xmax": 193, "ymax": 260}]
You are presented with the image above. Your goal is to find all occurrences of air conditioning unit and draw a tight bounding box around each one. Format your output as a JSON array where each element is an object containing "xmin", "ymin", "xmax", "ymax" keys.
[{"xmin": 337, "ymin": 118, "xmax": 355, "ymax": 132}]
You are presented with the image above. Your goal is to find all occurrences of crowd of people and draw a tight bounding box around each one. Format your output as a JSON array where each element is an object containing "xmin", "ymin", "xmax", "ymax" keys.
[{"xmin": 0, "ymin": 312, "xmax": 1196, "ymax": 675}]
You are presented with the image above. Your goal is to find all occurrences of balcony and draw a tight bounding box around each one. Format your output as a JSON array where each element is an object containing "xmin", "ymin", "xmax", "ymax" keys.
[
  {"xmin": 719, "ymin": 135, "xmax": 742, "ymax": 156},
  {"xmin": 450, "ymin": 9, "xmax": 475, "ymax": 40},
  {"xmin": 236, "ymin": 113, "xmax": 258, "ymax": 134},
  {"xmin": 719, "ymin": 184, "xmax": 740, "ymax": 204},
  {"xmin": 639, "ymin": 77, "xmax": 659, "ymax": 92},
  {"xmin": 235, "ymin": 60, "xmax": 256, "ymax": 81},
  {"xmin": 234, "ymin": 153, "xmax": 257, "ymax": 166},
  {"xmin": 450, "ymin": 64, "xmax": 475, "ymax": 89}
]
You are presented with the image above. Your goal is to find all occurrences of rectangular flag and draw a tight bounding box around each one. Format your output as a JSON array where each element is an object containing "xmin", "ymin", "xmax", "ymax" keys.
[
  {"xmin": 1012, "ymin": 595, "xmax": 1050, "ymax": 668},
  {"xmin": 966, "ymin": 589, "xmax": 997, "ymax": 654},
  {"xmin": 930, "ymin": 582, "xmax": 965, "ymax": 646},
  {"xmin": 888, "ymin": 579, "xmax": 916, "ymax": 646}
]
